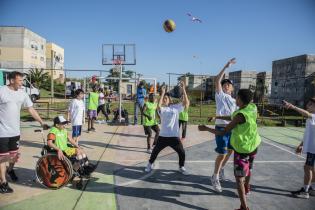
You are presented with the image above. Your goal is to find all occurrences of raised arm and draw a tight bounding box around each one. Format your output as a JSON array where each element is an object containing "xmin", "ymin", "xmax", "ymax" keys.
[
  {"xmin": 283, "ymin": 100, "xmax": 312, "ymax": 118},
  {"xmin": 180, "ymin": 81, "xmax": 190, "ymax": 109},
  {"xmin": 215, "ymin": 58, "xmax": 236, "ymax": 93},
  {"xmin": 158, "ymin": 86, "xmax": 166, "ymax": 110}
]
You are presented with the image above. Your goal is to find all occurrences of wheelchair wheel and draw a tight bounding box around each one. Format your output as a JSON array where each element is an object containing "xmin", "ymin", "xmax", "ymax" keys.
[{"xmin": 35, "ymin": 153, "xmax": 73, "ymax": 189}]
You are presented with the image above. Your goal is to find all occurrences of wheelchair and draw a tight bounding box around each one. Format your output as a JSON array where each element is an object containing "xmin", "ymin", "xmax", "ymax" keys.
[{"xmin": 34, "ymin": 129, "xmax": 94, "ymax": 190}]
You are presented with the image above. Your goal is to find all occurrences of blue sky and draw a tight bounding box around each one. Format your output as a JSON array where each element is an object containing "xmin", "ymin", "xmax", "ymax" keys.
[{"xmin": 1, "ymin": 0, "xmax": 315, "ymax": 83}]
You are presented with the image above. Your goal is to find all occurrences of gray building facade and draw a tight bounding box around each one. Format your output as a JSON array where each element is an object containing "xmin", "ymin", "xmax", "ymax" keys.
[{"xmin": 270, "ymin": 54, "xmax": 315, "ymax": 106}]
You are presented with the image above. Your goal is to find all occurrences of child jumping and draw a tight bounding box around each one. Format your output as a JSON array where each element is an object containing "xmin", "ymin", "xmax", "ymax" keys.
[
  {"xmin": 283, "ymin": 98, "xmax": 315, "ymax": 199},
  {"xmin": 199, "ymin": 89, "xmax": 261, "ymax": 210}
]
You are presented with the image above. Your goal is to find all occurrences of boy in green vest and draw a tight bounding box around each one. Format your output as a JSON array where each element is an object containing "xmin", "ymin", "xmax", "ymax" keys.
[
  {"xmin": 87, "ymin": 86, "xmax": 99, "ymax": 132},
  {"xmin": 47, "ymin": 116, "xmax": 95, "ymax": 175},
  {"xmin": 199, "ymin": 89, "xmax": 261, "ymax": 210},
  {"xmin": 142, "ymin": 93, "xmax": 160, "ymax": 154}
]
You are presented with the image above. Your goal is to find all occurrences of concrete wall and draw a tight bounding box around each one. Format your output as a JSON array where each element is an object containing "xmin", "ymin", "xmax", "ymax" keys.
[
  {"xmin": 270, "ymin": 54, "xmax": 315, "ymax": 106},
  {"xmin": 0, "ymin": 27, "xmax": 46, "ymax": 73},
  {"xmin": 46, "ymin": 42, "xmax": 64, "ymax": 81}
]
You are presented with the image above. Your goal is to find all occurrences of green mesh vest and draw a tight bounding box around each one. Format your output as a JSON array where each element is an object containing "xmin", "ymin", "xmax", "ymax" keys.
[
  {"xmin": 179, "ymin": 108, "xmax": 189, "ymax": 121},
  {"xmin": 231, "ymin": 103, "xmax": 261, "ymax": 154},
  {"xmin": 49, "ymin": 127, "xmax": 68, "ymax": 151},
  {"xmin": 88, "ymin": 92, "xmax": 99, "ymax": 110},
  {"xmin": 143, "ymin": 102, "xmax": 158, "ymax": 126}
]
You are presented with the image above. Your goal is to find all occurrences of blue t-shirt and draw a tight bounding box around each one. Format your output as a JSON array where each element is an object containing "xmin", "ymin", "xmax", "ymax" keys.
[{"xmin": 137, "ymin": 87, "xmax": 146, "ymax": 102}]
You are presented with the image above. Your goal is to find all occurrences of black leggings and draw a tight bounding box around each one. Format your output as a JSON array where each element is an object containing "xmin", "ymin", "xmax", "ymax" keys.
[
  {"xmin": 97, "ymin": 104, "xmax": 109, "ymax": 120},
  {"xmin": 179, "ymin": 120, "xmax": 187, "ymax": 138},
  {"xmin": 149, "ymin": 136, "xmax": 185, "ymax": 167}
]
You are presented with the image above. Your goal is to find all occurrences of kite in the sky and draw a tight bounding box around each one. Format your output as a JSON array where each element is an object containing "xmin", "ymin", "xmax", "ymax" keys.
[{"xmin": 187, "ymin": 13, "xmax": 202, "ymax": 23}]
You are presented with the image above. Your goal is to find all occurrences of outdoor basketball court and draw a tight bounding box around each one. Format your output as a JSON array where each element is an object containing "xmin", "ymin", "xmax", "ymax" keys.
[{"xmin": 0, "ymin": 123, "xmax": 314, "ymax": 210}]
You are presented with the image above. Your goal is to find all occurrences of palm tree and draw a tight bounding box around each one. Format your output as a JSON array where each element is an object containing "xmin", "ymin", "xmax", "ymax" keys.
[{"xmin": 26, "ymin": 68, "xmax": 49, "ymax": 88}]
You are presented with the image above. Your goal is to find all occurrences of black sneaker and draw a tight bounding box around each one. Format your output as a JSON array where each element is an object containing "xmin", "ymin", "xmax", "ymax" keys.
[
  {"xmin": 91, "ymin": 127, "xmax": 96, "ymax": 132},
  {"xmin": 291, "ymin": 187, "xmax": 309, "ymax": 199},
  {"xmin": 0, "ymin": 182, "xmax": 14, "ymax": 193},
  {"xmin": 7, "ymin": 169, "xmax": 18, "ymax": 182}
]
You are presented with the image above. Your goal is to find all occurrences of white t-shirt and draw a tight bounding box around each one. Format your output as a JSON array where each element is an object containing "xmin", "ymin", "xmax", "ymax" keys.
[
  {"xmin": 99, "ymin": 92, "xmax": 105, "ymax": 105},
  {"xmin": 302, "ymin": 114, "xmax": 315, "ymax": 154},
  {"xmin": 215, "ymin": 90, "xmax": 237, "ymax": 125},
  {"xmin": 159, "ymin": 103, "xmax": 184, "ymax": 137},
  {"xmin": 68, "ymin": 99, "xmax": 85, "ymax": 126},
  {"xmin": 0, "ymin": 86, "xmax": 33, "ymax": 137}
]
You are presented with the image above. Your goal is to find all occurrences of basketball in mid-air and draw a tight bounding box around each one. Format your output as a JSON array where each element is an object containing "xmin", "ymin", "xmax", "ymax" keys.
[{"xmin": 163, "ymin": 19, "xmax": 176, "ymax": 33}]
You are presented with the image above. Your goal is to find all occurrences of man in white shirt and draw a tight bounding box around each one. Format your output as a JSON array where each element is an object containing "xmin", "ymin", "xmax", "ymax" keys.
[
  {"xmin": 0, "ymin": 71, "xmax": 48, "ymax": 193},
  {"xmin": 145, "ymin": 82, "xmax": 190, "ymax": 175},
  {"xmin": 210, "ymin": 58, "xmax": 237, "ymax": 192}
]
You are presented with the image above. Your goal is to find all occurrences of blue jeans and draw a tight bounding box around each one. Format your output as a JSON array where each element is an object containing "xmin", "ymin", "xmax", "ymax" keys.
[{"xmin": 134, "ymin": 100, "xmax": 144, "ymax": 124}]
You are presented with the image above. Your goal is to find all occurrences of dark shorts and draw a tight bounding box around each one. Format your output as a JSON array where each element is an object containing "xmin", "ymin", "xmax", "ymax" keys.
[
  {"xmin": 234, "ymin": 149, "xmax": 258, "ymax": 177},
  {"xmin": 88, "ymin": 110, "xmax": 97, "ymax": 119},
  {"xmin": 215, "ymin": 126, "xmax": 233, "ymax": 154},
  {"xmin": 0, "ymin": 136, "xmax": 20, "ymax": 155},
  {"xmin": 305, "ymin": 153, "xmax": 315, "ymax": 167},
  {"xmin": 72, "ymin": 125, "xmax": 82, "ymax": 138},
  {"xmin": 143, "ymin": 125, "xmax": 159, "ymax": 136}
]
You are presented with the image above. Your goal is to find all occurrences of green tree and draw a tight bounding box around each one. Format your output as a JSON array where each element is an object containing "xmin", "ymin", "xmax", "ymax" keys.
[{"xmin": 26, "ymin": 68, "xmax": 49, "ymax": 88}]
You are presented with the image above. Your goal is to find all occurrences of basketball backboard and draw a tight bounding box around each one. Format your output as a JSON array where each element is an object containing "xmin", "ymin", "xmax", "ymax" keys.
[{"xmin": 102, "ymin": 44, "xmax": 136, "ymax": 65}]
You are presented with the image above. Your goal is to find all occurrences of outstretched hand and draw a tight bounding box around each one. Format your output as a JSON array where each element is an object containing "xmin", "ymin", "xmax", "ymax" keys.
[
  {"xmin": 282, "ymin": 100, "xmax": 294, "ymax": 109},
  {"xmin": 224, "ymin": 58, "xmax": 236, "ymax": 68},
  {"xmin": 207, "ymin": 117, "xmax": 214, "ymax": 122},
  {"xmin": 198, "ymin": 124, "xmax": 209, "ymax": 131}
]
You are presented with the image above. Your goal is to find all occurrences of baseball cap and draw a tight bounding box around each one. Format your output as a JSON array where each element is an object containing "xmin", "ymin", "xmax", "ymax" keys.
[
  {"xmin": 221, "ymin": 79, "xmax": 233, "ymax": 86},
  {"xmin": 53, "ymin": 116, "xmax": 69, "ymax": 125}
]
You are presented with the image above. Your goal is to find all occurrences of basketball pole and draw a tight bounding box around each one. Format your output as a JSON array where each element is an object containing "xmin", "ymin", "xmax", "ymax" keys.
[{"xmin": 119, "ymin": 61, "xmax": 122, "ymax": 123}]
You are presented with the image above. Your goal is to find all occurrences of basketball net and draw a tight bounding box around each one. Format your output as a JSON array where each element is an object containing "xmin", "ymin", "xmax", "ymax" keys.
[{"xmin": 112, "ymin": 58, "xmax": 124, "ymax": 73}]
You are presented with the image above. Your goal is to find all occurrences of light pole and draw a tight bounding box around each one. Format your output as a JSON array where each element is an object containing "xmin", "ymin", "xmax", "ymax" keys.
[{"xmin": 50, "ymin": 50, "xmax": 55, "ymax": 103}]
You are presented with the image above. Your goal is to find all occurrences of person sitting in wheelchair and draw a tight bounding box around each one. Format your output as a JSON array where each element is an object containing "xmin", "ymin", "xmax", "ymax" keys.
[{"xmin": 47, "ymin": 116, "xmax": 96, "ymax": 176}]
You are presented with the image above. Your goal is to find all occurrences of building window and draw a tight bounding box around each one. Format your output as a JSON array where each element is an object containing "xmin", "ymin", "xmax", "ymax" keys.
[{"xmin": 41, "ymin": 45, "xmax": 44, "ymax": 50}]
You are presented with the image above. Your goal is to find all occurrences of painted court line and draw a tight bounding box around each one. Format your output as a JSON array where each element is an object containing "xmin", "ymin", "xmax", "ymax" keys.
[
  {"xmin": 117, "ymin": 160, "xmax": 305, "ymax": 163},
  {"xmin": 262, "ymin": 138, "xmax": 305, "ymax": 159}
]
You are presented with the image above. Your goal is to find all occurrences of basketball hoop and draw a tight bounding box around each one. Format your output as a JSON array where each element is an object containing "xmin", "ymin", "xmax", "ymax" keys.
[{"xmin": 113, "ymin": 58, "xmax": 124, "ymax": 66}]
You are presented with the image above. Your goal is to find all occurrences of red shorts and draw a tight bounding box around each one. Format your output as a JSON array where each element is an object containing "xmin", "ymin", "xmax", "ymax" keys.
[{"xmin": 234, "ymin": 148, "xmax": 258, "ymax": 177}]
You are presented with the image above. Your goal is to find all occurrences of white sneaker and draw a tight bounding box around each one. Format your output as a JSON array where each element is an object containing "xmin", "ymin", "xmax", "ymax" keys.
[
  {"xmin": 146, "ymin": 149, "xmax": 152, "ymax": 154},
  {"xmin": 211, "ymin": 175, "xmax": 222, "ymax": 192},
  {"xmin": 179, "ymin": 166, "xmax": 189, "ymax": 175},
  {"xmin": 144, "ymin": 163, "xmax": 153, "ymax": 172},
  {"xmin": 219, "ymin": 168, "xmax": 226, "ymax": 181}
]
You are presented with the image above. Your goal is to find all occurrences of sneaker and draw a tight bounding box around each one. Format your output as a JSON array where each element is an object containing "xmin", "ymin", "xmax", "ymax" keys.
[
  {"xmin": 91, "ymin": 127, "xmax": 96, "ymax": 132},
  {"xmin": 211, "ymin": 175, "xmax": 222, "ymax": 192},
  {"xmin": 235, "ymin": 205, "xmax": 249, "ymax": 210},
  {"xmin": 219, "ymin": 168, "xmax": 226, "ymax": 181},
  {"xmin": 291, "ymin": 187, "xmax": 309, "ymax": 199},
  {"xmin": 179, "ymin": 166, "xmax": 189, "ymax": 175},
  {"xmin": 146, "ymin": 149, "xmax": 152, "ymax": 154},
  {"xmin": 245, "ymin": 184, "xmax": 251, "ymax": 195},
  {"xmin": 144, "ymin": 163, "xmax": 153, "ymax": 172},
  {"xmin": 309, "ymin": 187, "xmax": 315, "ymax": 196},
  {"xmin": 0, "ymin": 182, "xmax": 14, "ymax": 193},
  {"xmin": 7, "ymin": 169, "xmax": 18, "ymax": 182}
]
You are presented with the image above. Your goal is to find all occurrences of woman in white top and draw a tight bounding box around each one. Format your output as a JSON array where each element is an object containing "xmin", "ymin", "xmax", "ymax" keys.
[{"xmin": 145, "ymin": 82, "xmax": 190, "ymax": 175}]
